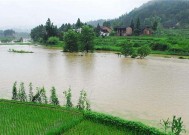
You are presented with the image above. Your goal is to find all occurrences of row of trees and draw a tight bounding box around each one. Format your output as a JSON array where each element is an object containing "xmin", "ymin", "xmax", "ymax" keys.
[
  {"xmin": 0, "ymin": 29, "xmax": 15, "ymax": 38},
  {"xmin": 30, "ymin": 18, "xmax": 89, "ymax": 44},
  {"xmin": 12, "ymin": 82, "xmax": 90, "ymax": 110}
]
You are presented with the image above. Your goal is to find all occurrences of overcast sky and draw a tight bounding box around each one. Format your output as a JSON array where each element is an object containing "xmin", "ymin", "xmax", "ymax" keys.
[{"xmin": 0, "ymin": 0, "xmax": 150, "ymax": 30}]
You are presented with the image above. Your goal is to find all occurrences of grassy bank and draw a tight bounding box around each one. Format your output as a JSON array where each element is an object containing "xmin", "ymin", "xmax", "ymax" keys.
[{"xmin": 0, "ymin": 99, "xmax": 165, "ymax": 135}]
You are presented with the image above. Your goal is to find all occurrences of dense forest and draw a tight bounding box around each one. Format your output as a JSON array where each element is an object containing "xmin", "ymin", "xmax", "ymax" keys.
[{"xmin": 88, "ymin": 0, "xmax": 189, "ymax": 28}]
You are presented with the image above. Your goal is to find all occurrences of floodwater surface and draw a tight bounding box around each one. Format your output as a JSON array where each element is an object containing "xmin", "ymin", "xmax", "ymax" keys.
[{"xmin": 0, "ymin": 45, "xmax": 189, "ymax": 132}]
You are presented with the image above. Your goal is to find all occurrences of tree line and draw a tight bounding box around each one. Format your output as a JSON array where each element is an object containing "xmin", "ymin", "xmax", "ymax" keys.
[{"xmin": 30, "ymin": 18, "xmax": 95, "ymax": 52}]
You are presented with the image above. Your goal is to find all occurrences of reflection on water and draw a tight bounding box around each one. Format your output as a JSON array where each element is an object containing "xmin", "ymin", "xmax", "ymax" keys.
[{"xmin": 0, "ymin": 45, "xmax": 189, "ymax": 131}]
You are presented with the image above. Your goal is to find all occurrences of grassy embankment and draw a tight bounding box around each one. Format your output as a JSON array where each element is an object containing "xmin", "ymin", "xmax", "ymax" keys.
[
  {"xmin": 0, "ymin": 99, "xmax": 165, "ymax": 135},
  {"xmin": 43, "ymin": 29, "xmax": 189, "ymax": 58}
]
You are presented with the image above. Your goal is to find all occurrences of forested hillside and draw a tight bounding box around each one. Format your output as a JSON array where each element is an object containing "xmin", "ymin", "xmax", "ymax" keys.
[{"xmin": 88, "ymin": 0, "xmax": 189, "ymax": 28}]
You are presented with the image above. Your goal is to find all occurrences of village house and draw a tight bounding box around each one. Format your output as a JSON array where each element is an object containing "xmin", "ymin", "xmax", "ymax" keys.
[
  {"xmin": 100, "ymin": 26, "xmax": 112, "ymax": 36},
  {"xmin": 114, "ymin": 26, "xmax": 133, "ymax": 36},
  {"xmin": 143, "ymin": 27, "xmax": 153, "ymax": 35}
]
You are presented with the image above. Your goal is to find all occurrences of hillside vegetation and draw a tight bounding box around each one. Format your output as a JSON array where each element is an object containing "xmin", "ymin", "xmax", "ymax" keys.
[{"xmin": 89, "ymin": 0, "xmax": 189, "ymax": 28}]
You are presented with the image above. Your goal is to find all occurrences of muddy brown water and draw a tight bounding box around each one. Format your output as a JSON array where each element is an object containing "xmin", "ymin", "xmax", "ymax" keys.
[{"xmin": 0, "ymin": 45, "xmax": 189, "ymax": 133}]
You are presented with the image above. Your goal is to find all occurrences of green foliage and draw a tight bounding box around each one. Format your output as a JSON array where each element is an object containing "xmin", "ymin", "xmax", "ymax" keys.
[
  {"xmin": 121, "ymin": 44, "xmax": 134, "ymax": 57},
  {"xmin": 131, "ymin": 50, "xmax": 138, "ymax": 58},
  {"xmin": 63, "ymin": 88, "xmax": 73, "ymax": 108},
  {"xmin": 151, "ymin": 43, "xmax": 170, "ymax": 51},
  {"xmin": 75, "ymin": 18, "xmax": 83, "ymax": 28},
  {"xmin": 95, "ymin": 23, "xmax": 101, "ymax": 37},
  {"xmin": 30, "ymin": 18, "xmax": 59, "ymax": 43},
  {"xmin": 30, "ymin": 25, "xmax": 46, "ymax": 42},
  {"xmin": 50, "ymin": 87, "xmax": 59, "ymax": 105},
  {"xmin": 64, "ymin": 30, "xmax": 79, "ymax": 52},
  {"xmin": 12, "ymin": 82, "xmax": 17, "ymax": 100},
  {"xmin": 44, "ymin": 18, "xmax": 59, "ymax": 42},
  {"xmin": 80, "ymin": 26, "xmax": 95, "ymax": 52},
  {"xmin": 171, "ymin": 116, "xmax": 185, "ymax": 135},
  {"xmin": 137, "ymin": 45, "xmax": 151, "ymax": 58},
  {"xmin": 77, "ymin": 90, "xmax": 90, "ymax": 111},
  {"xmin": 103, "ymin": 21, "xmax": 111, "ymax": 27},
  {"xmin": 17, "ymin": 82, "xmax": 27, "ymax": 102},
  {"xmin": 47, "ymin": 36, "xmax": 59, "ymax": 45},
  {"xmin": 160, "ymin": 118, "xmax": 170, "ymax": 133},
  {"xmin": 83, "ymin": 111, "xmax": 165, "ymax": 135},
  {"xmin": 28, "ymin": 83, "xmax": 33, "ymax": 102},
  {"xmin": 107, "ymin": 0, "xmax": 189, "ymax": 28},
  {"xmin": 160, "ymin": 116, "xmax": 185, "ymax": 135}
]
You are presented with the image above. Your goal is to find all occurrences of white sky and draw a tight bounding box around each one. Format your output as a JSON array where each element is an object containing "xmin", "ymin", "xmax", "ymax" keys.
[{"xmin": 0, "ymin": 0, "xmax": 150, "ymax": 29}]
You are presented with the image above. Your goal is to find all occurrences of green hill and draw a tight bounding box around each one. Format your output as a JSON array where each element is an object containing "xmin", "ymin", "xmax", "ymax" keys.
[{"xmin": 89, "ymin": 0, "xmax": 189, "ymax": 28}]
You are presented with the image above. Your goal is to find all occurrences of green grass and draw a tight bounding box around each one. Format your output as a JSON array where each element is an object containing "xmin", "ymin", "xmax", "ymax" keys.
[
  {"xmin": 0, "ymin": 100, "xmax": 82, "ymax": 135},
  {"xmin": 0, "ymin": 99, "xmax": 165, "ymax": 135}
]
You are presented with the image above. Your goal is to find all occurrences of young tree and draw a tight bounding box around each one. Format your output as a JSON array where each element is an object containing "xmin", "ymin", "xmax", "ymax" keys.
[
  {"xmin": 137, "ymin": 45, "xmax": 151, "ymax": 58},
  {"xmin": 77, "ymin": 90, "xmax": 90, "ymax": 111},
  {"xmin": 134, "ymin": 18, "xmax": 141, "ymax": 35},
  {"xmin": 50, "ymin": 87, "xmax": 59, "ymax": 105},
  {"xmin": 75, "ymin": 18, "xmax": 83, "ymax": 29},
  {"xmin": 64, "ymin": 30, "xmax": 79, "ymax": 52},
  {"xmin": 18, "ymin": 82, "xmax": 27, "ymax": 102},
  {"xmin": 80, "ymin": 26, "xmax": 95, "ymax": 53},
  {"xmin": 40, "ymin": 87, "xmax": 48, "ymax": 104},
  {"xmin": 12, "ymin": 82, "xmax": 17, "ymax": 100},
  {"xmin": 103, "ymin": 21, "xmax": 111, "ymax": 27},
  {"xmin": 28, "ymin": 83, "xmax": 33, "ymax": 102},
  {"xmin": 63, "ymin": 88, "xmax": 73, "ymax": 108}
]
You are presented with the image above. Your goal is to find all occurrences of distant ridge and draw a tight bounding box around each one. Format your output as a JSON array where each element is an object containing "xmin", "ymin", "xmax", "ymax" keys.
[{"xmin": 88, "ymin": 0, "xmax": 189, "ymax": 28}]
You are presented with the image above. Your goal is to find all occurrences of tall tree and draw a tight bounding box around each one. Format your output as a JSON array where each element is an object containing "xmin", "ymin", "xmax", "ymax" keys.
[
  {"xmin": 44, "ymin": 18, "xmax": 59, "ymax": 42},
  {"xmin": 80, "ymin": 26, "xmax": 95, "ymax": 53},
  {"xmin": 95, "ymin": 23, "xmax": 101, "ymax": 37},
  {"xmin": 75, "ymin": 18, "xmax": 83, "ymax": 28}
]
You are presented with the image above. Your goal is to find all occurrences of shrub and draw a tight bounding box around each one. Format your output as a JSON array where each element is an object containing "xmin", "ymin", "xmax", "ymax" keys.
[
  {"xmin": 47, "ymin": 37, "xmax": 59, "ymax": 45},
  {"xmin": 137, "ymin": 45, "xmax": 151, "ymax": 58},
  {"xmin": 150, "ymin": 43, "xmax": 170, "ymax": 51},
  {"xmin": 64, "ymin": 30, "xmax": 79, "ymax": 52},
  {"xmin": 12, "ymin": 82, "xmax": 18, "ymax": 100},
  {"xmin": 18, "ymin": 82, "xmax": 27, "ymax": 102},
  {"xmin": 131, "ymin": 50, "xmax": 138, "ymax": 58},
  {"xmin": 121, "ymin": 44, "xmax": 134, "ymax": 57}
]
